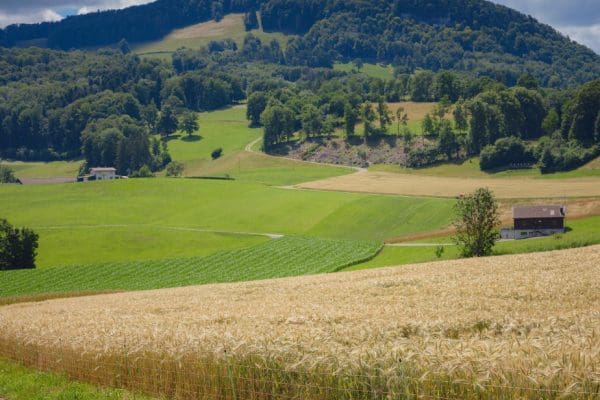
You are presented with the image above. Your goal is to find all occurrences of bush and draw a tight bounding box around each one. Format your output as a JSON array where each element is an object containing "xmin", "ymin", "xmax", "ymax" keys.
[
  {"xmin": 211, "ymin": 148, "xmax": 223, "ymax": 160},
  {"xmin": 537, "ymin": 137, "xmax": 599, "ymax": 173},
  {"xmin": 129, "ymin": 165, "xmax": 154, "ymax": 178},
  {"xmin": 165, "ymin": 161, "xmax": 184, "ymax": 177},
  {"xmin": 0, "ymin": 219, "xmax": 39, "ymax": 270},
  {"xmin": 480, "ymin": 136, "xmax": 535, "ymax": 171},
  {"xmin": 0, "ymin": 165, "xmax": 17, "ymax": 183},
  {"xmin": 407, "ymin": 146, "xmax": 440, "ymax": 168}
]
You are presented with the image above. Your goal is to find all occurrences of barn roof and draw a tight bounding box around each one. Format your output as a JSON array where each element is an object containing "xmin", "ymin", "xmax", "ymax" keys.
[{"xmin": 513, "ymin": 205, "xmax": 565, "ymax": 219}]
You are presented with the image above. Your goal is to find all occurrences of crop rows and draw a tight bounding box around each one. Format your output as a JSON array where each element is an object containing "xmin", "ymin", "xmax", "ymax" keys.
[{"xmin": 0, "ymin": 236, "xmax": 382, "ymax": 298}]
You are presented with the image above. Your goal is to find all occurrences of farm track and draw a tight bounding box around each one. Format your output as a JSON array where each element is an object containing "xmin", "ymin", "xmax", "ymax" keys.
[{"xmin": 31, "ymin": 224, "xmax": 285, "ymax": 239}]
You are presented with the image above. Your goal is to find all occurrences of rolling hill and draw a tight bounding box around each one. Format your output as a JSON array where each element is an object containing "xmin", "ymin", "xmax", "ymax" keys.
[{"xmin": 1, "ymin": 0, "xmax": 599, "ymax": 86}]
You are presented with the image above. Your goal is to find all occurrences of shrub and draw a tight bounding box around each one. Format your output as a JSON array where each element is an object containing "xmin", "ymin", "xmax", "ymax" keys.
[
  {"xmin": 211, "ymin": 148, "xmax": 223, "ymax": 160},
  {"xmin": 407, "ymin": 146, "xmax": 440, "ymax": 168},
  {"xmin": 0, "ymin": 165, "xmax": 17, "ymax": 183},
  {"xmin": 0, "ymin": 219, "xmax": 39, "ymax": 270},
  {"xmin": 129, "ymin": 165, "xmax": 154, "ymax": 178},
  {"xmin": 165, "ymin": 161, "xmax": 184, "ymax": 177},
  {"xmin": 536, "ymin": 137, "xmax": 599, "ymax": 173},
  {"xmin": 480, "ymin": 136, "xmax": 535, "ymax": 171}
]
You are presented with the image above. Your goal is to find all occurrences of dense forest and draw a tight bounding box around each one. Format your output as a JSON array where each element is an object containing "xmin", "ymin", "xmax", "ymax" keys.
[
  {"xmin": 1, "ymin": 0, "xmax": 599, "ymax": 87},
  {"xmin": 0, "ymin": 0, "xmax": 599, "ymax": 175}
]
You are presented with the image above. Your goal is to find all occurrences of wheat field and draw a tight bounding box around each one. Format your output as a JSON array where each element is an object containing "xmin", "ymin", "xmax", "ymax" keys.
[
  {"xmin": 298, "ymin": 170, "xmax": 600, "ymax": 199},
  {"xmin": 0, "ymin": 246, "xmax": 599, "ymax": 399}
]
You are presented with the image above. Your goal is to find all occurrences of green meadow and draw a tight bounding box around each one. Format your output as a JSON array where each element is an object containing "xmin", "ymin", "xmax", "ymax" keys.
[
  {"xmin": 333, "ymin": 62, "xmax": 395, "ymax": 80},
  {"xmin": 0, "ymin": 178, "xmax": 455, "ymax": 267},
  {"xmin": 347, "ymin": 215, "xmax": 600, "ymax": 271}
]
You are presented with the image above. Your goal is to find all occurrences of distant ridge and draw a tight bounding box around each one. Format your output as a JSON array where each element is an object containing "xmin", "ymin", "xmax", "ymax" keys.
[{"xmin": 1, "ymin": 0, "xmax": 599, "ymax": 86}]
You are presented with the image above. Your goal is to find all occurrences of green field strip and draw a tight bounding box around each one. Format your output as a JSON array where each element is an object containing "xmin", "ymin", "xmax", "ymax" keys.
[{"xmin": 0, "ymin": 237, "xmax": 383, "ymax": 298}]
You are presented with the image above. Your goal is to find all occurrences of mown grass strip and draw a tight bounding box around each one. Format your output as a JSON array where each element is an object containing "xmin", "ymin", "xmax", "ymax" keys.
[{"xmin": 0, "ymin": 236, "xmax": 382, "ymax": 299}]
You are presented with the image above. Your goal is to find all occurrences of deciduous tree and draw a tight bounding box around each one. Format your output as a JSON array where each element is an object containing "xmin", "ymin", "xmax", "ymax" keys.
[{"xmin": 453, "ymin": 188, "xmax": 500, "ymax": 257}]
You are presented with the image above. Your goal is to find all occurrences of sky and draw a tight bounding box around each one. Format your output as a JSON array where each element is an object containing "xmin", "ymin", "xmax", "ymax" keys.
[{"xmin": 0, "ymin": 0, "xmax": 598, "ymax": 53}]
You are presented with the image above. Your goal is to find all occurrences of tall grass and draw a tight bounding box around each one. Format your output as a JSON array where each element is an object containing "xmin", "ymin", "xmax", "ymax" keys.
[{"xmin": 0, "ymin": 246, "xmax": 599, "ymax": 399}]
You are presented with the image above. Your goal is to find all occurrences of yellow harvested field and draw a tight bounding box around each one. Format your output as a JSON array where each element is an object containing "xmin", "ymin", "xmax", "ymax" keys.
[
  {"xmin": 297, "ymin": 170, "xmax": 600, "ymax": 199},
  {"xmin": 168, "ymin": 14, "xmax": 243, "ymax": 39},
  {"xmin": 1, "ymin": 246, "xmax": 599, "ymax": 398}
]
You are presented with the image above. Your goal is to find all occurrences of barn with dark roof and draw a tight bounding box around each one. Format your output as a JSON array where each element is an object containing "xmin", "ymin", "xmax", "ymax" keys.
[{"xmin": 501, "ymin": 205, "xmax": 566, "ymax": 240}]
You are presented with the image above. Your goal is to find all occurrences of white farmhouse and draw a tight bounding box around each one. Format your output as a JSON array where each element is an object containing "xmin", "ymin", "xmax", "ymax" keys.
[{"xmin": 90, "ymin": 167, "xmax": 117, "ymax": 180}]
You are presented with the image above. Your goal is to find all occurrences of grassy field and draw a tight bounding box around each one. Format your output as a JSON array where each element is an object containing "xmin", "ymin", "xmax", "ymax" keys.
[
  {"xmin": 0, "ymin": 357, "xmax": 151, "ymax": 400},
  {"xmin": 186, "ymin": 150, "xmax": 354, "ymax": 185},
  {"xmin": 166, "ymin": 106, "xmax": 259, "ymax": 163},
  {"xmin": 1, "ymin": 246, "xmax": 598, "ymax": 399},
  {"xmin": 348, "ymin": 215, "xmax": 600, "ymax": 271},
  {"xmin": 0, "ymin": 160, "xmax": 82, "ymax": 179},
  {"xmin": 298, "ymin": 170, "xmax": 600, "ymax": 199},
  {"xmin": 165, "ymin": 105, "xmax": 353, "ymax": 185},
  {"xmin": 371, "ymin": 156, "xmax": 600, "ymax": 179},
  {"xmin": 0, "ymin": 236, "xmax": 382, "ymax": 299},
  {"xmin": 0, "ymin": 179, "xmax": 452, "ymax": 265},
  {"xmin": 33, "ymin": 227, "xmax": 267, "ymax": 267},
  {"xmin": 134, "ymin": 13, "xmax": 290, "ymax": 57},
  {"xmin": 333, "ymin": 62, "xmax": 395, "ymax": 80}
]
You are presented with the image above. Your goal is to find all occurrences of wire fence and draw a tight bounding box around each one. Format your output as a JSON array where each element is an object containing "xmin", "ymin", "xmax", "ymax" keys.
[{"xmin": 1, "ymin": 334, "xmax": 599, "ymax": 400}]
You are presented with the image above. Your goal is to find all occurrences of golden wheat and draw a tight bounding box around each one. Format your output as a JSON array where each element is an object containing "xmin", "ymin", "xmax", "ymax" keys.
[{"xmin": 1, "ymin": 246, "xmax": 599, "ymax": 399}]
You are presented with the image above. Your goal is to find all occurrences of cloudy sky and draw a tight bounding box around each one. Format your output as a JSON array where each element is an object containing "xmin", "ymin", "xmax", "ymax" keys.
[{"xmin": 0, "ymin": 0, "xmax": 598, "ymax": 53}]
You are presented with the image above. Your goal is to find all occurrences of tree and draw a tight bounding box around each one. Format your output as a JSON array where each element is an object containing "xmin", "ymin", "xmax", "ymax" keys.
[
  {"xmin": 246, "ymin": 92, "xmax": 268, "ymax": 127},
  {"xmin": 179, "ymin": 112, "xmax": 199, "ymax": 137},
  {"xmin": 453, "ymin": 101, "xmax": 468, "ymax": 133},
  {"xmin": 438, "ymin": 121, "xmax": 459, "ymax": 159},
  {"xmin": 157, "ymin": 107, "xmax": 178, "ymax": 138},
  {"xmin": 0, "ymin": 219, "xmax": 39, "ymax": 270},
  {"xmin": 517, "ymin": 72, "xmax": 539, "ymax": 90},
  {"xmin": 542, "ymin": 109, "xmax": 560, "ymax": 135},
  {"xmin": 453, "ymin": 188, "xmax": 500, "ymax": 258},
  {"xmin": 261, "ymin": 105, "xmax": 295, "ymax": 150},
  {"xmin": 344, "ymin": 103, "xmax": 358, "ymax": 136},
  {"xmin": 244, "ymin": 11, "xmax": 259, "ymax": 31},
  {"xmin": 353, "ymin": 58, "xmax": 364, "ymax": 72},
  {"xmin": 0, "ymin": 165, "xmax": 17, "ymax": 183},
  {"xmin": 376, "ymin": 97, "xmax": 392, "ymax": 132},
  {"xmin": 117, "ymin": 39, "xmax": 131, "ymax": 54},
  {"xmin": 395, "ymin": 106, "xmax": 408, "ymax": 135},
  {"xmin": 360, "ymin": 103, "xmax": 376, "ymax": 138},
  {"xmin": 300, "ymin": 104, "xmax": 322, "ymax": 137},
  {"xmin": 421, "ymin": 114, "xmax": 435, "ymax": 136},
  {"xmin": 165, "ymin": 161, "xmax": 184, "ymax": 177}
]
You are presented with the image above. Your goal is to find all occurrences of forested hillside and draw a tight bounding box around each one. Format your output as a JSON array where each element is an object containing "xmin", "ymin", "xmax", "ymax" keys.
[{"xmin": 1, "ymin": 0, "xmax": 599, "ymax": 87}]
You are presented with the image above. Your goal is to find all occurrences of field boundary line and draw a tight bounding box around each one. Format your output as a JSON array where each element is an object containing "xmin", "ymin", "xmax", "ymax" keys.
[{"xmin": 30, "ymin": 224, "xmax": 285, "ymax": 239}]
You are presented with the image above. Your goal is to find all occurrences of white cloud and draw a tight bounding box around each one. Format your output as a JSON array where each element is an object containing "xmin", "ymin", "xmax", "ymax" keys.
[
  {"xmin": 0, "ymin": 8, "xmax": 61, "ymax": 27},
  {"xmin": 557, "ymin": 24, "xmax": 600, "ymax": 53}
]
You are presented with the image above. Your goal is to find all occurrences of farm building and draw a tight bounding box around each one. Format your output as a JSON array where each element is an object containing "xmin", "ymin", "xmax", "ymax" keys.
[
  {"xmin": 501, "ymin": 205, "xmax": 566, "ymax": 239},
  {"xmin": 90, "ymin": 167, "xmax": 117, "ymax": 180}
]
